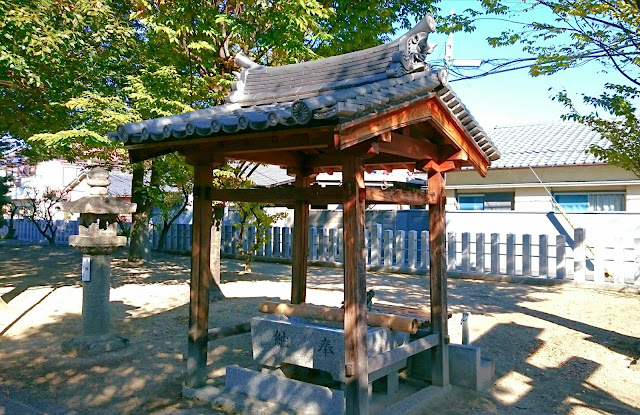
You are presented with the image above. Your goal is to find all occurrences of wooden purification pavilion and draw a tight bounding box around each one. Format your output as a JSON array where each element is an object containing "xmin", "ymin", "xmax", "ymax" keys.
[{"xmin": 112, "ymin": 14, "xmax": 499, "ymax": 414}]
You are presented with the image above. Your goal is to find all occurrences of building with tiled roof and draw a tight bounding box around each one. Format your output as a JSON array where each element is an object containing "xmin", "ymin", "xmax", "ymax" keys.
[{"xmin": 438, "ymin": 121, "xmax": 640, "ymax": 212}]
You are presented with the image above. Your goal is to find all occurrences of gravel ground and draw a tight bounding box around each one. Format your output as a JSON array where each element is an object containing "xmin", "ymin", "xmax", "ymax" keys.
[{"xmin": 0, "ymin": 243, "xmax": 639, "ymax": 414}]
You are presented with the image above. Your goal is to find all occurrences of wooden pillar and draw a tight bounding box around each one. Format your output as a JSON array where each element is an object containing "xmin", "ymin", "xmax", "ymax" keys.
[
  {"xmin": 342, "ymin": 155, "xmax": 369, "ymax": 414},
  {"xmin": 291, "ymin": 175, "xmax": 311, "ymax": 304},
  {"xmin": 186, "ymin": 165, "xmax": 213, "ymax": 388},
  {"xmin": 428, "ymin": 170, "xmax": 450, "ymax": 387}
]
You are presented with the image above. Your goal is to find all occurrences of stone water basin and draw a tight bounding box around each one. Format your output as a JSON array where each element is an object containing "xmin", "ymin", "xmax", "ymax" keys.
[{"xmin": 251, "ymin": 314, "xmax": 409, "ymax": 382}]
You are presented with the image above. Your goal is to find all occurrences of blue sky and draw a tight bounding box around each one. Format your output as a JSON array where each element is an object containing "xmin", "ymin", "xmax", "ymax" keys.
[{"xmin": 422, "ymin": 1, "xmax": 631, "ymax": 129}]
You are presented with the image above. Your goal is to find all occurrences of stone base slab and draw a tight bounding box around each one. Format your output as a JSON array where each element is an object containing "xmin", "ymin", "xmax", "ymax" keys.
[
  {"xmin": 377, "ymin": 385, "xmax": 450, "ymax": 415},
  {"xmin": 182, "ymin": 384, "xmax": 298, "ymax": 415},
  {"xmin": 449, "ymin": 343, "xmax": 496, "ymax": 391},
  {"xmin": 225, "ymin": 366, "xmax": 344, "ymax": 415}
]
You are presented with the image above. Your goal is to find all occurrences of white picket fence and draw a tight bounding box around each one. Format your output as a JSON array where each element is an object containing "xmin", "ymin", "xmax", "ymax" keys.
[
  {"xmin": 3, "ymin": 219, "xmax": 639, "ymax": 287},
  {"xmin": 446, "ymin": 230, "xmax": 640, "ymax": 286}
]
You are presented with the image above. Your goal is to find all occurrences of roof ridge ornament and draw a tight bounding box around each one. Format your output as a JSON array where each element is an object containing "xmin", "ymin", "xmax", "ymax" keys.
[
  {"xmin": 228, "ymin": 52, "xmax": 262, "ymax": 104},
  {"xmin": 387, "ymin": 14, "xmax": 437, "ymax": 78},
  {"xmin": 235, "ymin": 52, "xmax": 261, "ymax": 69}
]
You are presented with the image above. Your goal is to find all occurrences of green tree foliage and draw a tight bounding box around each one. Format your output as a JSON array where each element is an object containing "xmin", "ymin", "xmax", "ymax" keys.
[
  {"xmin": 152, "ymin": 153, "xmax": 193, "ymax": 251},
  {"xmin": 2, "ymin": 0, "xmax": 437, "ymax": 165},
  {"xmin": 560, "ymin": 85, "xmax": 640, "ymax": 176},
  {"xmin": 213, "ymin": 164, "xmax": 286, "ymax": 274},
  {"xmin": 306, "ymin": 0, "xmax": 434, "ymax": 56},
  {"xmin": 482, "ymin": 0, "xmax": 639, "ymax": 82},
  {"xmin": 0, "ymin": 0, "xmax": 135, "ymax": 141},
  {"xmin": 1, "ymin": 0, "xmax": 446, "ymax": 264}
]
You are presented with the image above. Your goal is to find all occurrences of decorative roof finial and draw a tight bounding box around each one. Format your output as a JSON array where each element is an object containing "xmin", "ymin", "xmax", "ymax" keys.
[{"xmin": 387, "ymin": 13, "xmax": 438, "ymax": 78}]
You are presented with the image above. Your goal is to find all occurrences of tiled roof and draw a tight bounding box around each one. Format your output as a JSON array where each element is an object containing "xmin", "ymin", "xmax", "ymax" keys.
[
  {"xmin": 246, "ymin": 164, "xmax": 295, "ymax": 187},
  {"xmin": 488, "ymin": 121, "xmax": 609, "ymax": 169},
  {"xmin": 109, "ymin": 15, "xmax": 499, "ymax": 163}
]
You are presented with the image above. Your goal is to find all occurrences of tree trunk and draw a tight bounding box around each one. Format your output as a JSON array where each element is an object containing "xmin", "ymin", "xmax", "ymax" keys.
[
  {"xmin": 158, "ymin": 186, "xmax": 190, "ymax": 253},
  {"xmin": 6, "ymin": 206, "xmax": 17, "ymax": 239},
  {"xmin": 209, "ymin": 205, "xmax": 225, "ymax": 301},
  {"xmin": 30, "ymin": 218, "xmax": 55, "ymax": 245},
  {"xmin": 129, "ymin": 163, "xmax": 150, "ymax": 262},
  {"xmin": 157, "ymin": 222, "xmax": 170, "ymax": 252}
]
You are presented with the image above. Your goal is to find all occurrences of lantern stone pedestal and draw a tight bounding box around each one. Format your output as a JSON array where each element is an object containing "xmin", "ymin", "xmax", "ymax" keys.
[{"xmin": 59, "ymin": 167, "xmax": 137, "ymax": 357}]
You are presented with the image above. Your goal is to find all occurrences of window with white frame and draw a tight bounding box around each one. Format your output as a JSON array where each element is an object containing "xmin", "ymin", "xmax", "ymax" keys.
[
  {"xmin": 457, "ymin": 192, "xmax": 514, "ymax": 211},
  {"xmin": 458, "ymin": 194, "xmax": 484, "ymax": 210},
  {"xmin": 554, "ymin": 192, "xmax": 625, "ymax": 212}
]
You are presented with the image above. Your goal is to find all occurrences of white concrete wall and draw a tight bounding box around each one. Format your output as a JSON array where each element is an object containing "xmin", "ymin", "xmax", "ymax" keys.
[
  {"xmin": 514, "ymin": 188, "xmax": 552, "ymax": 212},
  {"xmin": 445, "ymin": 164, "xmax": 640, "ymax": 212},
  {"xmin": 447, "ymin": 164, "xmax": 638, "ymax": 187},
  {"xmin": 627, "ymin": 185, "xmax": 640, "ymax": 211},
  {"xmin": 6, "ymin": 160, "xmax": 89, "ymax": 221},
  {"xmin": 9, "ymin": 160, "xmax": 88, "ymax": 200}
]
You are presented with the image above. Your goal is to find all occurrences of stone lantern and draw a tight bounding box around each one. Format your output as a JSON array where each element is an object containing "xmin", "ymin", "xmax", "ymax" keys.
[{"xmin": 60, "ymin": 167, "xmax": 137, "ymax": 356}]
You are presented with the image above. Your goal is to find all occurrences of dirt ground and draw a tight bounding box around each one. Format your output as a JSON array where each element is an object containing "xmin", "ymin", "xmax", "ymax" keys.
[{"xmin": 0, "ymin": 242, "xmax": 639, "ymax": 415}]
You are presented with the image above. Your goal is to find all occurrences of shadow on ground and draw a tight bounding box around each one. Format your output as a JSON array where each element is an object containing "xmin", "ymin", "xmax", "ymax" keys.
[{"xmin": 0, "ymin": 244, "xmax": 638, "ymax": 414}]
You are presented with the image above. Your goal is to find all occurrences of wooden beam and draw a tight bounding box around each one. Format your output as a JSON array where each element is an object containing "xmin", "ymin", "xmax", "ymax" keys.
[
  {"xmin": 446, "ymin": 149, "xmax": 468, "ymax": 161},
  {"xmin": 366, "ymin": 188, "xmax": 436, "ymax": 205},
  {"xmin": 184, "ymin": 153, "xmax": 225, "ymax": 167},
  {"xmin": 184, "ymin": 133, "xmax": 330, "ymax": 157},
  {"xmin": 416, "ymin": 159, "xmax": 460, "ymax": 174},
  {"xmin": 428, "ymin": 170, "xmax": 449, "ymax": 387},
  {"xmin": 225, "ymin": 150, "xmax": 302, "ymax": 168},
  {"xmin": 378, "ymin": 133, "xmax": 438, "ymax": 160},
  {"xmin": 291, "ymin": 175, "xmax": 311, "ymax": 304},
  {"xmin": 207, "ymin": 186, "xmax": 343, "ymax": 204},
  {"xmin": 343, "ymin": 139, "xmax": 381, "ymax": 158},
  {"xmin": 367, "ymin": 334, "xmax": 439, "ymax": 374},
  {"xmin": 337, "ymin": 94, "xmax": 440, "ymax": 148},
  {"xmin": 342, "ymin": 155, "xmax": 369, "ymax": 414},
  {"xmin": 207, "ymin": 322, "xmax": 251, "ymax": 341},
  {"xmin": 307, "ymin": 151, "xmax": 342, "ymax": 172},
  {"xmin": 186, "ymin": 165, "xmax": 213, "ymax": 388},
  {"xmin": 308, "ymin": 152, "xmax": 425, "ymax": 173},
  {"xmin": 127, "ymin": 125, "xmax": 334, "ymax": 151},
  {"xmin": 205, "ymin": 186, "xmax": 434, "ymax": 206}
]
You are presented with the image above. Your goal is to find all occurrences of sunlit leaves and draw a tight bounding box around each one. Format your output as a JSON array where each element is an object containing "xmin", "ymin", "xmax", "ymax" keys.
[
  {"xmin": 0, "ymin": 0, "xmax": 135, "ymax": 142},
  {"xmin": 559, "ymin": 84, "xmax": 640, "ymax": 177}
]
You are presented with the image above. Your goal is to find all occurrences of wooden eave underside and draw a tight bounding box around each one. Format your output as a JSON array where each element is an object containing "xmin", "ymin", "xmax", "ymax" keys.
[{"xmin": 126, "ymin": 95, "xmax": 490, "ymax": 177}]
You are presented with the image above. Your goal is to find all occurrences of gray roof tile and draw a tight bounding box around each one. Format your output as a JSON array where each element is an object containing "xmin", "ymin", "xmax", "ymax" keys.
[{"xmin": 488, "ymin": 121, "xmax": 606, "ymax": 169}]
